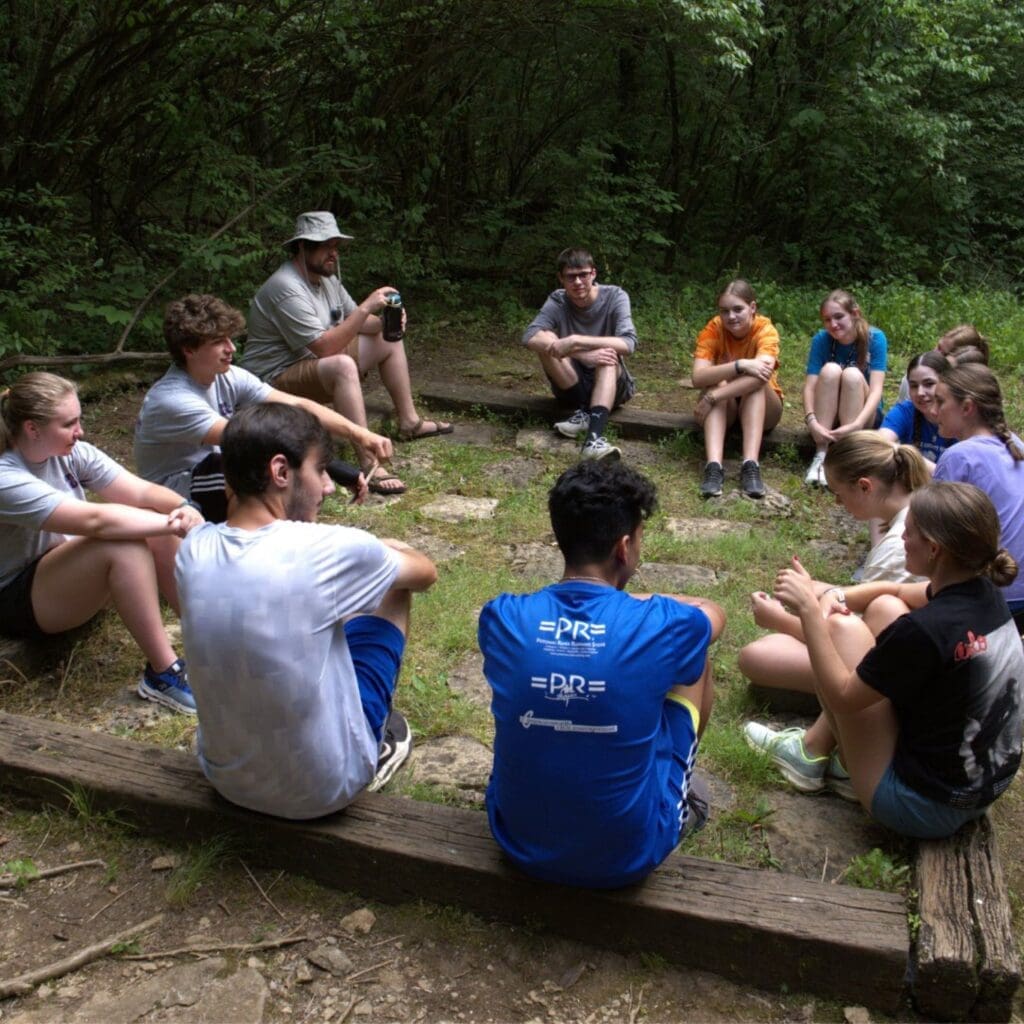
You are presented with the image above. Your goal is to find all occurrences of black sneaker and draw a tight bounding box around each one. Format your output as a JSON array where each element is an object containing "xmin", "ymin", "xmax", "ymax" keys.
[
  {"xmin": 740, "ymin": 459, "xmax": 765, "ymax": 498},
  {"xmin": 366, "ymin": 710, "xmax": 412, "ymax": 792},
  {"xmin": 700, "ymin": 461, "xmax": 724, "ymax": 498}
]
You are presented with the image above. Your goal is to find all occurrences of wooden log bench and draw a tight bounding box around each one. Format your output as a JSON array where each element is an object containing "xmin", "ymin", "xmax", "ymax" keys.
[
  {"xmin": 416, "ymin": 380, "xmax": 814, "ymax": 455},
  {"xmin": 0, "ymin": 711, "xmax": 909, "ymax": 1012},
  {"xmin": 914, "ymin": 815, "xmax": 1021, "ymax": 1022}
]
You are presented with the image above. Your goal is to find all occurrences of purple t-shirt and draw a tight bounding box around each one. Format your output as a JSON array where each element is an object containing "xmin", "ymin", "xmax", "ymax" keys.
[{"xmin": 934, "ymin": 434, "xmax": 1024, "ymax": 605}]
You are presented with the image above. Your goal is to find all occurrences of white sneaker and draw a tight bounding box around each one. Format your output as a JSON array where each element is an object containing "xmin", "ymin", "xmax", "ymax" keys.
[
  {"xmin": 554, "ymin": 409, "xmax": 590, "ymax": 438},
  {"xmin": 580, "ymin": 436, "xmax": 621, "ymax": 462},
  {"xmin": 804, "ymin": 451, "xmax": 826, "ymax": 487}
]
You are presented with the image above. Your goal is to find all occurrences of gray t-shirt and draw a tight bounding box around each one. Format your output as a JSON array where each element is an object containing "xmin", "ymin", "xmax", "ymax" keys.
[
  {"xmin": 175, "ymin": 519, "xmax": 400, "ymax": 819},
  {"xmin": 0, "ymin": 442, "xmax": 123, "ymax": 588},
  {"xmin": 522, "ymin": 285, "xmax": 638, "ymax": 354},
  {"xmin": 134, "ymin": 365, "xmax": 271, "ymax": 496},
  {"xmin": 242, "ymin": 262, "xmax": 358, "ymax": 382}
]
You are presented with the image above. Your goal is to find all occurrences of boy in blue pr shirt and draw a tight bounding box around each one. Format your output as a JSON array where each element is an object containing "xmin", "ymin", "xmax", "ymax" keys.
[{"xmin": 478, "ymin": 461, "xmax": 725, "ymax": 888}]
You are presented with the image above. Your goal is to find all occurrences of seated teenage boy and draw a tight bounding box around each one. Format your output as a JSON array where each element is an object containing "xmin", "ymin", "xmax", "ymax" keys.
[
  {"xmin": 174, "ymin": 403, "xmax": 437, "ymax": 817},
  {"xmin": 134, "ymin": 294, "xmax": 396, "ymax": 520},
  {"xmin": 478, "ymin": 460, "xmax": 724, "ymax": 888}
]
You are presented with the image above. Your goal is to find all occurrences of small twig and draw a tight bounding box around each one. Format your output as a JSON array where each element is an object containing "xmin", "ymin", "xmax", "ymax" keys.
[
  {"xmin": 368, "ymin": 933, "xmax": 404, "ymax": 948},
  {"xmin": 0, "ymin": 858, "xmax": 105, "ymax": 889},
  {"xmin": 217, "ymin": 899, "xmax": 231, "ymax": 917},
  {"xmin": 262, "ymin": 869, "xmax": 286, "ymax": 896},
  {"xmin": 240, "ymin": 859, "xmax": 286, "ymax": 920},
  {"xmin": 87, "ymin": 881, "xmax": 140, "ymax": 922},
  {"xmin": 345, "ymin": 957, "xmax": 395, "ymax": 984},
  {"xmin": 121, "ymin": 932, "xmax": 309, "ymax": 961},
  {"xmin": 31, "ymin": 826, "xmax": 51, "ymax": 858},
  {"xmin": 628, "ymin": 982, "xmax": 648, "ymax": 1024},
  {"xmin": 55, "ymin": 641, "xmax": 83, "ymax": 700},
  {"xmin": 821, "ymin": 846, "xmax": 830, "ymax": 884},
  {"xmin": 0, "ymin": 657, "xmax": 29, "ymax": 685},
  {"xmin": 0, "ymin": 913, "xmax": 163, "ymax": 997},
  {"xmin": 338, "ymin": 994, "xmax": 360, "ymax": 1024}
]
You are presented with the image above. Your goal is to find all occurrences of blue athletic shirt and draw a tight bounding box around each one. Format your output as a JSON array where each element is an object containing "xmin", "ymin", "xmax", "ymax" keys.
[
  {"xmin": 805, "ymin": 326, "xmax": 888, "ymax": 421},
  {"xmin": 479, "ymin": 582, "xmax": 712, "ymax": 888},
  {"xmin": 880, "ymin": 399, "xmax": 955, "ymax": 464}
]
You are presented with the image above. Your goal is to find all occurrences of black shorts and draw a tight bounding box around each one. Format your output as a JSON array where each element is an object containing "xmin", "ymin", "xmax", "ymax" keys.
[
  {"xmin": 0, "ymin": 557, "xmax": 45, "ymax": 639},
  {"xmin": 548, "ymin": 360, "xmax": 636, "ymax": 411},
  {"xmin": 190, "ymin": 451, "xmax": 228, "ymax": 524}
]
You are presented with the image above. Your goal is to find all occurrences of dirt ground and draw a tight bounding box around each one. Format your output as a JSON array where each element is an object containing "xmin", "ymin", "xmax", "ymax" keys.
[{"xmin": 1, "ymin": 339, "xmax": 1022, "ymax": 1023}]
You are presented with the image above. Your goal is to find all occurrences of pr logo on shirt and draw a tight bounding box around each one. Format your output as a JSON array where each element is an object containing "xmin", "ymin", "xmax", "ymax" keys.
[
  {"xmin": 538, "ymin": 617, "xmax": 606, "ymax": 642},
  {"xmin": 219, "ymin": 401, "xmax": 234, "ymax": 416},
  {"xmin": 530, "ymin": 672, "xmax": 606, "ymax": 704},
  {"xmin": 954, "ymin": 630, "xmax": 988, "ymax": 662},
  {"xmin": 64, "ymin": 472, "xmax": 80, "ymax": 490}
]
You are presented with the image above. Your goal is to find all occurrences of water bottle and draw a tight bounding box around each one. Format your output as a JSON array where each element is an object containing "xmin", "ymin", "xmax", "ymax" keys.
[{"xmin": 382, "ymin": 293, "xmax": 403, "ymax": 342}]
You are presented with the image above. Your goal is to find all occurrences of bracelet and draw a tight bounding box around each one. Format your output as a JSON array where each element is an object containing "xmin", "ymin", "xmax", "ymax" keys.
[
  {"xmin": 735, "ymin": 360, "xmax": 742, "ymax": 377},
  {"xmin": 804, "ymin": 412, "xmax": 816, "ymax": 423},
  {"xmin": 824, "ymin": 587, "xmax": 846, "ymax": 603}
]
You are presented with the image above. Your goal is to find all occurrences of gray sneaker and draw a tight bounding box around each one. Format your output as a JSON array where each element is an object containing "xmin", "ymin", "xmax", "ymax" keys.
[
  {"xmin": 743, "ymin": 721, "xmax": 826, "ymax": 794},
  {"xmin": 825, "ymin": 751, "xmax": 857, "ymax": 802},
  {"xmin": 554, "ymin": 409, "xmax": 590, "ymax": 438},
  {"xmin": 700, "ymin": 461, "xmax": 725, "ymax": 498},
  {"xmin": 580, "ymin": 436, "xmax": 621, "ymax": 461},
  {"xmin": 740, "ymin": 460, "xmax": 765, "ymax": 498}
]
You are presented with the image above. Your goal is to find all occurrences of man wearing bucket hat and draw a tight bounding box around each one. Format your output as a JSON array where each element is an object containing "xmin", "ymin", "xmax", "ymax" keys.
[{"xmin": 242, "ymin": 212, "xmax": 452, "ymax": 496}]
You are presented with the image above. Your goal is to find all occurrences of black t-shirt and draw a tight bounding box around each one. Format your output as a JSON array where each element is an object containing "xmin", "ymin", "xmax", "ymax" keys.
[{"xmin": 858, "ymin": 577, "xmax": 1024, "ymax": 809}]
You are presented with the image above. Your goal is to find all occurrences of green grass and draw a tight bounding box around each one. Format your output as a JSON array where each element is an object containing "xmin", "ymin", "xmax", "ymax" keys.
[{"xmin": 164, "ymin": 835, "xmax": 236, "ymax": 908}]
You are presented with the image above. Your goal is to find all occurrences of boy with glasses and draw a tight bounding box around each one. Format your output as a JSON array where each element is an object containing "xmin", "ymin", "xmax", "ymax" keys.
[{"xmin": 522, "ymin": 248, "xmax": 637, "ymax": 461}]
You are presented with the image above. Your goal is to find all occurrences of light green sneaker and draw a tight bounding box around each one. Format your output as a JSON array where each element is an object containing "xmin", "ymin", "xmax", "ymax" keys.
[
  {"xmin": 743, "ymin": 722, "xmax": 827, "ymax": 794},
  {"xmin": 825, "ymin": 751, "xmax": 858, "ymax": 802}
]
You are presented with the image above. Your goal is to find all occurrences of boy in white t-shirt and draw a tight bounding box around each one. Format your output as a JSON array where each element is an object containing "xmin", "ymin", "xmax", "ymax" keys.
[{"xmin": 175, "ymin": 403, "xmax": 437, "ymax": 818}]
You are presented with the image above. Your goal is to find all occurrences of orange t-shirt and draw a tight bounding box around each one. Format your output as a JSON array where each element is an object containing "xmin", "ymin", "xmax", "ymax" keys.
[{"xmin": 693, "ymin": 314, "xmax": 783, "ymax": 398}]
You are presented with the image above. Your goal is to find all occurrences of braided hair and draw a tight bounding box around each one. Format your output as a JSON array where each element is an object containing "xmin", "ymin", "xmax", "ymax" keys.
[{"xmin": 940, "ymin": 364, "xmax": 1024, "ymax": 462}]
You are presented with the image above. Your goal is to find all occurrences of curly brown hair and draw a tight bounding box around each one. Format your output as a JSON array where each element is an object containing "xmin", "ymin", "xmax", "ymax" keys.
[{"xmin": 163, "ymin": 294, "xmax": 245, "ymax": 368}]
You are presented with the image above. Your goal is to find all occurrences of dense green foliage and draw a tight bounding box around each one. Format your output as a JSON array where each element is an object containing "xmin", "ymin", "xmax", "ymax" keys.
[{"xmin": 1, "ymin": 0, "xmax": 1023, "ymax": 359}]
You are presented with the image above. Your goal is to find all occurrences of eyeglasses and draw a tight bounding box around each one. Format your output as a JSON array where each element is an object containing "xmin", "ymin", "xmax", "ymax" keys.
[{"xmin": 562, "ymin": 269, "xmax": 594, "ymax": 282}]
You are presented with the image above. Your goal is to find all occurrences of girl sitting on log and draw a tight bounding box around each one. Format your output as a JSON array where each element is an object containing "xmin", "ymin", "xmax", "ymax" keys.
[
  {"xmin": 691, "ymin": 279, "xmax": 782, "ymax": 500},
  {"xmin": 0, "ymin": 372, "xmax": 199, "ymax": 713},
  {"xmin": 878, "ymin": 352, "xmax": 956, "ymax": 467},
  {"xmin": 933, "ymin": 363, "xmax": 1024, "ymax": 631},
  {"xmin": 746, "ymin": 481, "xmax": 1023, "ymax": 839},
  {"xmin": 739, "ymin": 432, "xmax": 929, "ymax": 709},
  {"xmin": 802, "ymin": 289, "xmax": 887, "ymax": 487}
]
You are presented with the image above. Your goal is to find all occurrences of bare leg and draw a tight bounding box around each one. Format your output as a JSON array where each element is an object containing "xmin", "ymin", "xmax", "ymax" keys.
[
  {"xmin": 356, "ymin": 333, "xmax": 449, "ymax": 436},
  {"xmin": 814, "ymin": 613, "xmax": 897, "ymax": 809},
  {"xmin": 863, "ymin": 594, "xmax": 911, "ymax": 636},
  {"xmin": 32, "ymin": 538, "xmax": 177, "ymax": 670},
  {"xmin": 738, "ymin": 633, "xmax": 817, "ymax": 693},
  {"xmin": 837, "ymin": 366, "xmax": 870, "ymax": 427},
  {"xmin": 738, "ymin": 386, "xmax": 783, "ymax": 463},
  {"xmin": 589, "ymin": 362, "xmax": 619, "ymax": 410},
  {"xmin": 812, "ymin": 363, "xmax": 843, "ymax": 446},
  {"xmin": 669, "ymin": 655, "xmax": 713, "ymax": 739},
  {"xmin": 146, "ymin": 534, "xmax": 181, "ymax": 613},
  {"xmin": 701, "ymin": 398, "xmax": 731, "ymax": 464},
  {"xmin": 365, "ymin": 586, "xmax": 412, "ymax": 638}
]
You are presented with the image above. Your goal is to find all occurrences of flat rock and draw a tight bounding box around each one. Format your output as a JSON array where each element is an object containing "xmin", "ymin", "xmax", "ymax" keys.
[
  {"xmin": 340, "ymin": 907, "xmax": 376, "ymax": 935},
  {"xmin": 503, "ymin": 541, "xmax": 562, "ymax": 581},
  {"xmin": 150, "ymin": 854, "xmax": 180, "ymax": 871},
  {"xmin": 632, "ymin": 562, "xmax": 718, "ymax": 590},
  {"xmin": 481, "ymin": 456, "xmax": 546, "ymax": 487},
  {"xmin": 308, "ymin": 944, "xmax": 355, "ymax": 976},
  {"xmin": 665, "ymin": 517, "xmax": 745, "ymax": 541},
  {"xmin": 514, "ymin": 427, "xmax": 577, "ymax": 454},
  {"xmin": 419, "ymin": 495, "xmax": 499, "ymax": 522},
  {"xmin": 446, "ymin": 650, "xmax": 488, "ymax": 709},
  {"xmin": 408, "ymin": 735, "xmax": 492, "ymax": 803},
  {"xmin": 720, "ymin": 488, "xmax": 793, "ymax": 517},
  {"xmin": 15, "ymin": 958, "xmax": 268, "ymax": 1024},
  {"xmin": 402, "ymin": 528, "xmax": 465, "ymax": 564},
  {"xmin": 426, "ymin": 421, "xmax": 502, "ymax": 447}
]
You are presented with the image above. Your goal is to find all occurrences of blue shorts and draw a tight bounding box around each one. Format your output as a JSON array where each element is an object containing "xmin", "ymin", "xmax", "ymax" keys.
[
  {"xmin": 345, "ymin": 616, "xmax": 406, "ymax": 743},
  {"xmin": 664, "ymin": 695, "xmax": 707, "ymax": 837},
  {"xmin": 870, "ymin": 763, "xmax": 986, "ymax": 839}
]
